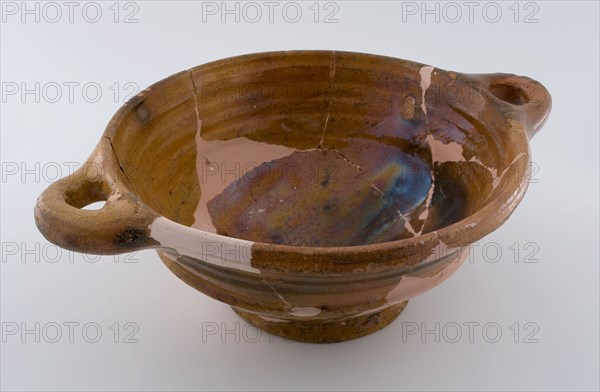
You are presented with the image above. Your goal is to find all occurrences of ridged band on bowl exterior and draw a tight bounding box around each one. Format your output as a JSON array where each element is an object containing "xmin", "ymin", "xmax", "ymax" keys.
[{"xmin": 34, "ymin": 51, "xmax": 551, "ymax": 341}]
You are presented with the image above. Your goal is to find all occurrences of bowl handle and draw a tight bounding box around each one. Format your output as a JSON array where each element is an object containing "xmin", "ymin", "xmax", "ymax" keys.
[
  {"xmin": 34, "ymin": 139, "xmax": 160, "ymax": 255},
  {"xmin": 468, "ymin": 73, "xmax": 552, "ymax": 140}
]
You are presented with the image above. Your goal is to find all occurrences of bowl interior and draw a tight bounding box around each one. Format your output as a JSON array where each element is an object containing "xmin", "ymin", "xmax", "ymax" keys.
[{"xmin": 109, "ymin": 52, "xmax": 523, "ymax": 247}]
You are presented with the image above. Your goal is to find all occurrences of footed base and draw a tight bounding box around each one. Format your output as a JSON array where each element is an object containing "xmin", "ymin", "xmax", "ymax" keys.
[{"xmin": 232, "ymin": 301, "xmax": 408, "ymax": 343}]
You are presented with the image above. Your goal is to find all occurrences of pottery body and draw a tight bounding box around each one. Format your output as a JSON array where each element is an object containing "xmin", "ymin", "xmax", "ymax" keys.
[{"xmin": 35, "ymin": 51, "xmax": 551, "ymax": 343}]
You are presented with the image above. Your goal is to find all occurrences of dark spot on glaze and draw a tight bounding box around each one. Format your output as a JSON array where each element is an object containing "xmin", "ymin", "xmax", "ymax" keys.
[
  {"xmin": 115, "ymin": 227, "xmax": 146, "ymax": 246},
  {"xmin": 135, "ymin": 102, "xmax": 151, "ymax": 123},
  {"xmin": 420, "ymin": 163, "xmax": 468, "ymax": 233},
  {"xmin": 271, "ymin": 233, "xmax": 284, "ymax": 244},
  {"xmin": 320, "ymin": 173, "xmax": 330, "ymax": 188}
]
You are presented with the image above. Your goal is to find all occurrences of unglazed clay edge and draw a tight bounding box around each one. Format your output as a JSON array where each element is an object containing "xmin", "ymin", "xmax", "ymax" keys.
[{"xmin": 149, "ymin": 216, "xmax": 258, "ymax": 272}]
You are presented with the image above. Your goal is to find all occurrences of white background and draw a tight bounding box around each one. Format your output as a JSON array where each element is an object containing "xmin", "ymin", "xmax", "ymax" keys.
[{"xmin": 1, "ymin": 1, "xmax": 599, "ymax": 391}]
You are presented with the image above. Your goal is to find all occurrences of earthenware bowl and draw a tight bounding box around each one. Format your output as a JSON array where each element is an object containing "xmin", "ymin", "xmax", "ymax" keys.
[{"xmin": 35, "ymin": 51, "xmax": 551, "ymax": 343}]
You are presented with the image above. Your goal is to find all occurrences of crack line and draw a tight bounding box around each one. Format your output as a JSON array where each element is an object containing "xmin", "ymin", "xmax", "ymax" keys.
[
  {"xmin": 318, "ymin": 112, "xmax": 330, "ymax": 148},
  {"xmin": 419, "ymin": 66, "xmax": 434, "ymax": 124},
  {"xmin": 105, "ymin": 136, "xmax": 131, "ymax": 184},
  {"xmin": 262, "ymin": 276, "xmax": 292, "ymax": 310},
  {"xmin": 317, "ymin": 51, "xmax": 337, "ymax": 149},
  {"xmin": 188, "ymin": 69, "xmax": 202, "ymax": 134}
]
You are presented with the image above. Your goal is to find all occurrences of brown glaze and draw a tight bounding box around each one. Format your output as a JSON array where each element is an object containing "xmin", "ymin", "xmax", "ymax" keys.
[{"xmin": 34, "ymin": 51, "xmax": 551, "ymax": 343}]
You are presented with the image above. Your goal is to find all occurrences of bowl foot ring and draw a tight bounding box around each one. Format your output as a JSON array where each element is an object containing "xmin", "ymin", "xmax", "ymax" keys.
[{"xmin": 232, "ymin": 301, "xmax": 408, "ymax": 343}]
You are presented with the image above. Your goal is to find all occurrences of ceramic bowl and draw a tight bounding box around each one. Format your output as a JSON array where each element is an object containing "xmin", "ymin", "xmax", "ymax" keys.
[{"xmin": 35, "ymin": 51, "xmax": 551, "ymax": 343}]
